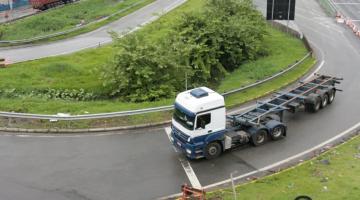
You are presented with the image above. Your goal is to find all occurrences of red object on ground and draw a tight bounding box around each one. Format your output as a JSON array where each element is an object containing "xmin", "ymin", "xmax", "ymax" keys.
[
  {"xmin": 181, "ymin": 184, "xmax": 206, "ymax": 200},
  {"xmin": 28, "ymin": 0, "xmax": 61, "ymax": 10}
]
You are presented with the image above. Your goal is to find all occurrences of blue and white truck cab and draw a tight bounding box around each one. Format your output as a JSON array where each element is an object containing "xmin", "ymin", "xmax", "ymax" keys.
[
  {"xmin": 170, "ymin": 87, "xmax": 227, "ymax": 159},
  {"xmin": 169, "ymin": 74, "xmax": 342, "ymax": 159}
]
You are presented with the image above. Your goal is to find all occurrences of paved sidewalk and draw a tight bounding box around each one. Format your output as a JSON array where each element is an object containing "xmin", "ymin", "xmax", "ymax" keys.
[{"xmin": 0, "ymin": 6, "xmax": 37, "ymax": 24}]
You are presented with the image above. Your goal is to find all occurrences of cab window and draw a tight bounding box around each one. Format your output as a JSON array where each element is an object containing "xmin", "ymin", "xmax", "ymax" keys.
[{"xmin": 196, "ymin": 113, "xmax": 211, "ymax": 129}]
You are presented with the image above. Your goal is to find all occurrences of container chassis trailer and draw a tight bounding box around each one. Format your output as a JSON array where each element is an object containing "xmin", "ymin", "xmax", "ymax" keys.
[{"xmin": 170, "ymin": 74, "xmax": 343, "ymax": 159}]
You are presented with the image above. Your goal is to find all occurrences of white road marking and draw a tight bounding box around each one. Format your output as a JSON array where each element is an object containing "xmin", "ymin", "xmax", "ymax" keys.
[
  {"xmin": 165, "ymin": 127, "xmax": 179, "ymax": 152},
  {"xmin": 333, "ymin": 3, "xmax": 360, "ymax": 5},
  {"xmin": 164, "ymin": 127, "xmax": 202, "ymax": 189}
]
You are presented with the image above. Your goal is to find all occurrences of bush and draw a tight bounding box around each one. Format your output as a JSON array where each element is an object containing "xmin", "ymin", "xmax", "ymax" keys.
[
  {"xmin": 101, "ymin": 33, "xmax": 184, "ymax": 102},
  {"xmin": 101, "ymin": 0, "xmax": 268, "ymax": 102}
]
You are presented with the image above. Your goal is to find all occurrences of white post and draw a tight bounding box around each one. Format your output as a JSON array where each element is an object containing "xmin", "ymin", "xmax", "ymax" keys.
[
  {"xmin": 230, "ymin": 171, "xmax": 238, "ymax": 200},
  {"xmin": 287, "ymin": 0, "xmax": 292, "ymax": 33},
  {"xmin": 185, "ymin": 71, "xmax": 188, "ymax": 90},
  {"xmin": 9, "ymin": 0, "xmax": 13, "ymax": 10},
  {"xmin": 271, "ymin": 0, "xmax": 275, "ymax": 20}
]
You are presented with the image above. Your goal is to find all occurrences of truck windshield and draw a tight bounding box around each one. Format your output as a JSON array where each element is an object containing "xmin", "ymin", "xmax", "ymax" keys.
[{"xmin": 173, "ymin": 107, "xmax": 195, "ymax": 130}]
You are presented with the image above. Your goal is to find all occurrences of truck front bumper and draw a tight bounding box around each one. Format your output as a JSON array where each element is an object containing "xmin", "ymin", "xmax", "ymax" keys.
[{"xmin": 170, "ymin": 131, "xmax": 204, "ymax": 159}]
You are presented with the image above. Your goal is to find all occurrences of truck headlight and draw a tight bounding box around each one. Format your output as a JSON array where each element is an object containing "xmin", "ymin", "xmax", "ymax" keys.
[
  {"xmin": 186, "ymin": 149, "xmax": 192, "ymax": 154},
  {"xmin": 170, "ymin": 135, "xmax": 174, "ymax": 142},
  {"xmin": 187, "ymin": 137, "xmax": 191, "ymax": 143}
]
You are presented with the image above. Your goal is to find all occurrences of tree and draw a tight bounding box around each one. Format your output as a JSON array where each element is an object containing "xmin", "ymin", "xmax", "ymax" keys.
[{"xmin": 101, "ymin": 33, "xmax": 181, "ymax": 102}]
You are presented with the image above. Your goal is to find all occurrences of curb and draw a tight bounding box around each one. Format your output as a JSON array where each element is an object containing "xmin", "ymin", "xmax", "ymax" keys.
[{"xmin": 0, "ymin": 120, "xmax": 172, "ymax": 134}]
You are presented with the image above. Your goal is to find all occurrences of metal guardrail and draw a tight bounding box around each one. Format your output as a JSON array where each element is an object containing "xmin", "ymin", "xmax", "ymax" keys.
[
  {"xmin": 0, "ymin": 105, "xmax": 174, "ymax": 120},
  {"xmin": 318, "ymin": 0, "xmax": 337, "ymax": 16},
  {"xmin": 222, "ymin": 52, "xmax": 311, "ymax": 96},
  {"xmin": 0, "ymin": 52, "xmax": 312, "ymax": 121},
  {"xmin": 0, "ymin": 0, "xmax": 147, "ymax": 45}
]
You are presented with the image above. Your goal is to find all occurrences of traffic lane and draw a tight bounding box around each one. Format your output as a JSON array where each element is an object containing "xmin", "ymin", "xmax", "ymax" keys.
[
  {"xmin": 189, "ymin": 146, "xmax": 257, "ymax": 186},
  {"xmin": 190, "ymin": 0, "xmax": 360, "ymax": 186},
  {"xmin": 0, "ymin": 0, "xmax": 186, "ymax": 63},
  {"xmin": 191, "ymin": 87, "xmax": 359, "ymax": 187},
  {"xmin": 0, "ymin": 129, "xmax": 188, "ymax": 200}
]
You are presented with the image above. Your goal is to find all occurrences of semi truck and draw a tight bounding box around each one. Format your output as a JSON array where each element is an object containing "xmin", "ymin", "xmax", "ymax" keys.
[{"xmin": 169, "ymin": 74, "xmax": 342, "ymax": 159}]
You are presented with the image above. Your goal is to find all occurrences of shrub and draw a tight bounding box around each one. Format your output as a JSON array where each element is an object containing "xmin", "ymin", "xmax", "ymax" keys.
[{"xmin": 101, "ymin": 0, "xmax": 268, "ymax": 102}]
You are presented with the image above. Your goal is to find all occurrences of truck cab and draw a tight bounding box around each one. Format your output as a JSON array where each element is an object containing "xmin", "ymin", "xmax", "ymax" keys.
[{"xmin": 170, "ymin": 87, "xmax": 227, "ymax": 159}]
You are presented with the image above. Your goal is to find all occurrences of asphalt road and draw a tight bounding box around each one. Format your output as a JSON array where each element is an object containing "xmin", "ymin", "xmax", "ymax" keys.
[
  {"xmin": 332, "ymin": 0, "xmax": 360, "ymax": 27},
  {"xmin": 0, "ymin": 0, "xmax": 185, "ymax": 63},
  {"xmin": 1, "ymin": 0, "xmax": 360, "ymax": 200}
]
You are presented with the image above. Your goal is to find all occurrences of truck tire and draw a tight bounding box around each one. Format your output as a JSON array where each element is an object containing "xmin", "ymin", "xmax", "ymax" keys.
[
  {"xmin": 321, "ymin": 93, "xmax": 328, "ymax": 108},
  {"xmin": 204, "ymin": 142, "xmax": 222, "ymax": 159},
  {"xmin": 305, "ymin": 96, "xmax": 321, "ymax": 113},
  {"xmin": 271, "ymin": 124, "xmax": 286, "ymax": 140},
  {"xmin": 328, "ymin": 89, "xmax": 336, "ymax": 104},
  {"xmin": 251, "ymin": 129, "xmax": 268, "ymax": 146},
  {"xmin": 265, "ymin": 120, "xmax": 286, "ymax": 140}
]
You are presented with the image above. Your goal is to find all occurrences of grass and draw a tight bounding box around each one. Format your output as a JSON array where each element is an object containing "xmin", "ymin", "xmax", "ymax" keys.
[
  {"xmin": 0, "ymin": 0, "xmax": 315, "ymax": 129},
  {"xmin": 218, "ymin": 27, "xmax": 308, "ymax": 93},
  {"xmin": 0, "ymin": 29, "xmax": 313, "ymax": 114},
  {"xmin": 208, "ymin": 134, "xmax": 360, "ymax": 200},
  {"xmin": 0, "ymin": 0, "xmax": 155, "ymax": 42}
]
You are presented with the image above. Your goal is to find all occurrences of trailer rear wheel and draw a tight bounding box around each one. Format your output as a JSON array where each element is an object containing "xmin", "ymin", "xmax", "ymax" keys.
[
  {"xmin": 306, "ymin": 97, "xmax": 321, "ymax": 113},
  {"xmin": 251, "ymin": 129, "xmax": 268, "ymax": 146},
  {"xmin": 270, "ymin": 125, "xmax": 286, "ymax": 140},
  {"xmin": 205, "ymin": 142, "xmax": 222, "ymax": 159},
  {"xmin": 321, "ymin": 93, "xmax": 328, "ymax": 108},
  {"xmin": 328, "ymin": 89, "xmax": 336, "ymax": 104}
]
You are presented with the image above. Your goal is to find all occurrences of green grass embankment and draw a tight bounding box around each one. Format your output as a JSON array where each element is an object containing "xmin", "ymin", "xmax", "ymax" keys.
[
  {"xmin": 208, "ymin": 134, "xmax": 360, "ymax": 200},
  {"xmin": 0, "ymin": 0, "xmax": 315, "ymax": 129},
  {"xmin": 0, "ymin": 0, "xmax": 154, "ymax": 42}
]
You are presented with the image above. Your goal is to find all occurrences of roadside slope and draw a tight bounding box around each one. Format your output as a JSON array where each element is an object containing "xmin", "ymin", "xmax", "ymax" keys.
[{"xmin": 0, "ymin": 0, "xmax": 186, "ymax": 63}]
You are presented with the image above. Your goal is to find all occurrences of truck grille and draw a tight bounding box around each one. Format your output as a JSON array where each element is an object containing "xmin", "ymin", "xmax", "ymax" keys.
[{"xmin": 173, "ymin": 126, "xmax": 189, "ymax": 143}]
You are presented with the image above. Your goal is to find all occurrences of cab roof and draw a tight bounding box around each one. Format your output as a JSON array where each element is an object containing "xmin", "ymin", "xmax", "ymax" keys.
[{"xmin": 175, "ymin": 87, "xmax": 225, "ymax": 114}]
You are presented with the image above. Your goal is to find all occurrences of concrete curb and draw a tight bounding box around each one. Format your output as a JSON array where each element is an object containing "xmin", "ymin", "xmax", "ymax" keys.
[{"xmin": 0, "ymin": 120, "xmax": 172, "ymax": 134}]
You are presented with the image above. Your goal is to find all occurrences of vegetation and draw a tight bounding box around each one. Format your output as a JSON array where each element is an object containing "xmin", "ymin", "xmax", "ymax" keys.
[
  {"xmin": 208, "ymin": 134, "xmax": 360, "ymax": 200},
  {"xmin": 0, "ymin": 0, "xmax": 154, "ymax": 41},
  {"xmin": 102, "ymin": 0, "xmax": 267, "ymax": 102},
  {"xmin": 0, "ymin": 0, "xmax": 312, "ymax": 116}
]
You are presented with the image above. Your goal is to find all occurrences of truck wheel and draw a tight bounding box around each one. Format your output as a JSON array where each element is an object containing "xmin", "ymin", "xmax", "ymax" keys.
[
  {"xmin": 270, "ymin": 124, "xmax": 286, "ymax": 140},
  {"xmin": 328, "ymin": 89, "xmax": 336, "ymax": 104},
  {"xmin": 251, "ymin": 129, "xmax": 268, "ymax": 146},
  {"xmin": 306, "ymin": 97, "xmax": 321, "ymax": 113},
  {"xmin": 205, "ymin": 142, "xmax": 222, "ymax": 159},
  {"xmin": 321, "ymin": 93, "xmax": 328, "ymax": 108}
]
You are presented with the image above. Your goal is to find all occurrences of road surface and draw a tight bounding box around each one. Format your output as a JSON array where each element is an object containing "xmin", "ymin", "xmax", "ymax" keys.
[{"xmin": 1, "ymin": 0, "xmax": 360, "ymax": 199}]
